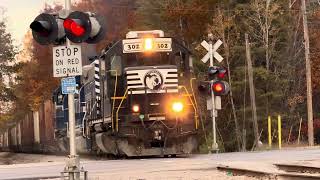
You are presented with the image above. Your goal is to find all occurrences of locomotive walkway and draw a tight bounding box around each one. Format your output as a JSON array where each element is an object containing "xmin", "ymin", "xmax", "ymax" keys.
[{"xmin": 0, "ymin": 147, "xmax": 320, "ymax": 179}]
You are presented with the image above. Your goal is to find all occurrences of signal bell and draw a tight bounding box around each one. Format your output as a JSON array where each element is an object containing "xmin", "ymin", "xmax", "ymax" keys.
[
  {"xmin": 208, "ymin": 66, "xmax": 227, "ymax": 80},
  {"xmin": 64, "ymin": 11, "xmax": 106, "ymax": 43},
  {"xmin": 30, "ymin": 13, "xmax": 65, "ymax": 45}
]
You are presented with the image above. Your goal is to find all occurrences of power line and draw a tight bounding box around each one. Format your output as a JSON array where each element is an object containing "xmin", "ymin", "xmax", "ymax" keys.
[{"xmin": 106, "ymin": 4, "xmax": 304, "ymax": 13}]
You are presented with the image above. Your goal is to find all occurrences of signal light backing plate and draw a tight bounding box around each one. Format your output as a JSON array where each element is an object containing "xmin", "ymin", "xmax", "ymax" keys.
[
  {"xmin": 30, "ymin": 13, "xmax": 59, "ymax": 45},
  {"xmin": 86, "ymin": 15, "xmax": 106, "ymax": 44}
]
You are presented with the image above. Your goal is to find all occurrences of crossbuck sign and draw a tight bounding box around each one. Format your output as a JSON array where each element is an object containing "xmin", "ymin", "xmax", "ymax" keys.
[{"xmin": 201, "ymin": 39, "xmax": 223, "ymax": 65}]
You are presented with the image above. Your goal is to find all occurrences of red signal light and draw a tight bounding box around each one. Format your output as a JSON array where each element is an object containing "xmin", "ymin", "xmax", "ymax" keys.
[
  {"xmin": 64, "ymin": 19, "xmax": 85, "ymax": 36},
  {"xmin": 212, "ymin": 82, "xmax": 224, "ymax": 93},
  {"xmin": 211, "ymin": 80, "xmax": 230, "ymax": 96},
  {"xmin": 63, "ymin": 19, "xmax": 73, "ymax": 30},
  {"xmin": 70, "ymin": 21, "xmax": 85, "ymax": 36}
]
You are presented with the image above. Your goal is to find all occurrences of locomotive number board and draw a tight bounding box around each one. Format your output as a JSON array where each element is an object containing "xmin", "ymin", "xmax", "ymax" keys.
[{"xmin": 123, "ymin": 38, "xmax": 172, "ymax": 53}]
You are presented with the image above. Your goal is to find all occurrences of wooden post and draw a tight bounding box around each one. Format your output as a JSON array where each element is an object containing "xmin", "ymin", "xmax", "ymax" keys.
[
  {"xmin": 278, "ymin": 115, "xmax": 282, "ymax": 149},
  {"xmin": 297, "ymin": 117, "xmax": 303, "ymax": 145},
  {"xmin": 268, "ymin": 116, "xmax": 272, "ymax": 149},
  {"xmin": 245, "ymin": 33, "xmax": 259, "ymax": 148},
  {"xmin": 33, "ymin": 111, "xmax": 40, "ymax": 144},
  {"xmin": 301, "ymin": 0, "xmax": 314, "ymax": 146},
  {"xmin": 287, "ymin": 125, "xmax": 293, "ymax": 144}
]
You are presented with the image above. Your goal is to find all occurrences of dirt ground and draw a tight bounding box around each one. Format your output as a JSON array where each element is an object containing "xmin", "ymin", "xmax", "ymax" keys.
[{"xmin": 0, "ymin": 152, "xmax": 66, "ymax": 165}]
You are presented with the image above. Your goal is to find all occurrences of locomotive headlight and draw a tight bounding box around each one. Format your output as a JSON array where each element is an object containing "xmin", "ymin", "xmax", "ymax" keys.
[
  {"xmin": 144, "ymin": 38, "xmax": 154, "ymax": 51},
  {"xmin": 172, "ymin": 101, "xmax": 184, "ymax": 113},
  {"xmin": 132, "ymin": 104, "xmax": 140, "ymax": 113}
]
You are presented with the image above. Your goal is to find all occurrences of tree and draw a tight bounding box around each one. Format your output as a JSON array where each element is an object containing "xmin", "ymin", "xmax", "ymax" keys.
[
  {"xmin": 135, "ymin": 0, "xmax": 219, "ymax": 46},
  {"xmin": 14, "ymin": 4, "xmax": 63, "ymax": 111},
  {"xmin": 0, "ymin": 18, "xmax": 17, "ymax": 103},
  {"xmin": 0, "ymin": 12, "xmax": 19, "ymax": 130}
]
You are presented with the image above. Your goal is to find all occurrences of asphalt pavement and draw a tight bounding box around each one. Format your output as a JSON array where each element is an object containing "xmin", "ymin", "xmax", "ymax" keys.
[{"xmin": 0, "ymin": 148, "xmax": 320, "ymax": 180}]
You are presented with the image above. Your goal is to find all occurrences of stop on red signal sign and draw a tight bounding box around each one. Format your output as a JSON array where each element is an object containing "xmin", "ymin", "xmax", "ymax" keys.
[{"xmin": 53, "ymin": 45, "xmax": 82, "ymax": 77}]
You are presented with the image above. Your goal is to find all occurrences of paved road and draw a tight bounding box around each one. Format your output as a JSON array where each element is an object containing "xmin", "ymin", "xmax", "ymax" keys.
[{"xmin": 0, "ymin": 148, "xmax": 320, "ymax": 180}]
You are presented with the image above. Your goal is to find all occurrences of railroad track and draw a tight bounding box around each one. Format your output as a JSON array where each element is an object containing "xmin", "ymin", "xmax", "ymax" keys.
[
  {"xmin": 217, "ymin": 164, "xmax": 320, "ymax": 180},
  {"xmin": 275, "ymin": 163, "xmax": 320, "ymax": 174}
]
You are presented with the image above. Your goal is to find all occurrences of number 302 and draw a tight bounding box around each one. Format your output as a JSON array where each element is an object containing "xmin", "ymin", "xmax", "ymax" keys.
[{"xmin": 127, "ymin": 44, "xmax": 140, "ymax": 50}]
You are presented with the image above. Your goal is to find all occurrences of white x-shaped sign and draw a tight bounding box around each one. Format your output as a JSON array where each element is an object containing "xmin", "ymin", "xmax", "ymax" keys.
[{"xmin": 201, "ymin": 40, "xmax": 224, "ymax": 64}]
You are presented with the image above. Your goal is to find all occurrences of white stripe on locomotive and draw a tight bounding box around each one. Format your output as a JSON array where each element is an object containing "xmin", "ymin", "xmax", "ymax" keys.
[{"xmin": 94, "ymin": 59, "xmax": 101, "ymax": 115}]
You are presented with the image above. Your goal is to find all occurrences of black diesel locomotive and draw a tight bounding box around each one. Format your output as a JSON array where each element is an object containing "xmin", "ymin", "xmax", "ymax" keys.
[{"xmin": 53, "ymin": 30, "xmax": 200, "ymax": 156}]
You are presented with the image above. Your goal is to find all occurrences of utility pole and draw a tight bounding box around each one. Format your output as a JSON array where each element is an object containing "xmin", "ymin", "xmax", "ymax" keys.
[
  {"xmin": 245, "ymin": 34, "xmax": 259, "ymax": 149},
  {"xmin": 301, "ymin": 0, "xmax": 314, "ymax": 146}
]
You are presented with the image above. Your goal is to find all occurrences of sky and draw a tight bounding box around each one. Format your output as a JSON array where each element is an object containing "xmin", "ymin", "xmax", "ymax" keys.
[{"xmin": 0, "ymin": 0, "xmax": 65, "ymax": 47}]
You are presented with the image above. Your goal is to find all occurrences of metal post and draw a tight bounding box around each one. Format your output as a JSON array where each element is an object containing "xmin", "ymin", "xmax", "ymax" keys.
[
  {"xmin": 68, "ymin": 94, "xmax": 76, "ymax": 156},
  {"xmin": 65, "ymin": 0, "xmax": 71, "ymax": 47},
  {"xmin": 64, "ymin": 0, "xmax": 81, "ymax": 180},
  {"xmin": 208, "ymin": 34, "xmax": 218, "ymax": 152},
  {"xmin": 211, "ymin": 87, "xmax": 218, "ymax": 151}
]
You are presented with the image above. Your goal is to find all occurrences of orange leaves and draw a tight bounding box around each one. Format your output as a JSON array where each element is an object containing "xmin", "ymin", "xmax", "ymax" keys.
[{"xmin": 74, "ymin": 0, "xmax": 136, "ymax": 51}]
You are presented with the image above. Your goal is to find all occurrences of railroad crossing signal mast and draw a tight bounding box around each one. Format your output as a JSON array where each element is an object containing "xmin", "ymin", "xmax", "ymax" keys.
[
  {"xmin": 29, "ymin": 0, "xmax": 105, "ymax": 179},
  {"xmin": 199, "ymin": 34, "xmax": 229, "ymax": 152}
]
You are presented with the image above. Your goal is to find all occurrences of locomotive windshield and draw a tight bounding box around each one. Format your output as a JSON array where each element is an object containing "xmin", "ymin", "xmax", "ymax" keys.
[
  {"xmin": 126, "ymin": 52, "xmax": 169, "ymax": 67},
  {"xmin": 125, "ymin": 52, "xmax": 175, "ymax": 67}
]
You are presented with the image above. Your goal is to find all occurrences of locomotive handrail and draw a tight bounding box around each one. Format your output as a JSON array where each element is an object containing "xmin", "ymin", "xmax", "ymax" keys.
[
  {"xmin": 190, "ymin": 77, "xmax": 207, "ymax": 145},
  {"xmin": 190, "ymin": 78, "xmax": 200, "ymax": 129},
  {"xmin": 106, "ymin": 70, "xmax": 118, "ymax": 132},
  {"xmin": 87, "ymin": 101, "xmax": 98, "ymax": 126},
  {"xmin": 81, "ymin": 111, "xmax": 87, "ymax": 138},
  {"xmin": 79, "ymin": 81, "xmax": 94, "ymax": 138},
  {"xmin": 178, "ymin": 85, "xmax": 199, "ymax": 129},
  {"xmin": 111, "ymin": 96, "xmax": 126, "ymax": 100},
  {"xmin": 78, "ymin": 81, "xmax": 94, "ymax": 111},
  {"xmin": 190, "ymin": 78, "xmax": 199, "ymax": 111},
  {"xmin": 115, "ymin": 88, "xmax": 128, "ymax": 132}
]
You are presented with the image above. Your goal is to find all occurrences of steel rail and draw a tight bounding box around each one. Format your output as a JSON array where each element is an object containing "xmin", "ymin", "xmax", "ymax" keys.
[
  {"xmin": 275, "ymin": 163, "xmax": 320, "ymax": 174},
  {"xmin": 217, "ymin": 165, "xmax": 320, "ymax": 180}
]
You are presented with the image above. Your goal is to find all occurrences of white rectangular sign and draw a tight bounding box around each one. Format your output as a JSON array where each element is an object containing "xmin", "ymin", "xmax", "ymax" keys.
[
  {"xmin": 123, "ymin": 38, "xmax": 172, "ymax": 53},
  {"xmin": 53, "ymin": 45, "xmax": 82, "ymax": 77}
]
